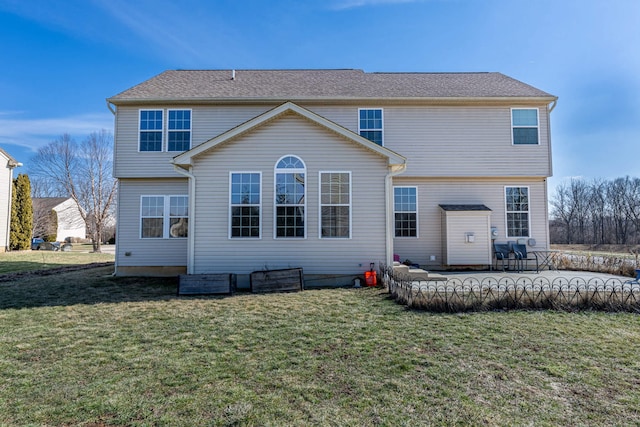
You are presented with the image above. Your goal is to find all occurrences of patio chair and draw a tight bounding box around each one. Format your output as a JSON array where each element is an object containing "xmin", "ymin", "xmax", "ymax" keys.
[
  {"xmin": 493, "ymin": 243, "xmax": 512, "ymax": 271},
  {"xmin": 512, "ymin": 244, "xmax": 539, "ymax": 273}
]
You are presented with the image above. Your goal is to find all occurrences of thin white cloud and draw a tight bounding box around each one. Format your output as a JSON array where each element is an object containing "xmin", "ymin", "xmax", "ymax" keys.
[{"xmin": 0, "ymin": 112, "xmax": 114, "ymax": 152}]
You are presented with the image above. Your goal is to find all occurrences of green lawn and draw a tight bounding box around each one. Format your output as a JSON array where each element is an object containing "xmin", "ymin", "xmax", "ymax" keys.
[
  {"xmin": 1, "ymin": 266, "xmax": 640, "ymax": 426},
  {"xmin": 0, "ymin": 248, "xmax": 114, "ymax": 274}
]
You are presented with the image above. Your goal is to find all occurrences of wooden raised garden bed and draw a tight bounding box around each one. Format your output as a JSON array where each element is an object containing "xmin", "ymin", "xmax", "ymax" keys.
[{"xmin": 250, "ymin": 268, "xmax": 304, "ymax": 293}]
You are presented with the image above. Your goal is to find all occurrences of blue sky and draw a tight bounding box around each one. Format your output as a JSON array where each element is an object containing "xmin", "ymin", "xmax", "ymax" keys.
[{"xmin": 1, "ymin": 0, "xmax": 638, "ymax": 192}]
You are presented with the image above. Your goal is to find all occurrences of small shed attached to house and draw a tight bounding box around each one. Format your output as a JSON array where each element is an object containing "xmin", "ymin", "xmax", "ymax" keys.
[{"xmin": 440, "ymin": 204, "xmax": 492, "ymax": 266}]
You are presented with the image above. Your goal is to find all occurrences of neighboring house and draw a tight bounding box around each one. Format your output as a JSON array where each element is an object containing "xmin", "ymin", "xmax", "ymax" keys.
[
  {"xmin": 0, "ymin": 148, "xmax": 21, "ymax": 252},
  {"xmin": 107, "ymin": 69, "xmax": 557, "ymax": 285},
  {"xmin": 32, "ymin": 197, "xmax": 86, "ymax": 242}
]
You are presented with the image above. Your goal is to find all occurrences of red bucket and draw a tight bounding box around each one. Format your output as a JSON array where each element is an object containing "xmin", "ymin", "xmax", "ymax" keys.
[{"xmin": 364, "ymin": 270, "xmax": 377, "ymax": 286}]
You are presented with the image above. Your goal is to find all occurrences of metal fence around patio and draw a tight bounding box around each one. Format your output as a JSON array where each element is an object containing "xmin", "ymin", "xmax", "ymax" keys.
[{"xmin": 380, "ymin": 264, "xmax": 640, "ymax": 313}]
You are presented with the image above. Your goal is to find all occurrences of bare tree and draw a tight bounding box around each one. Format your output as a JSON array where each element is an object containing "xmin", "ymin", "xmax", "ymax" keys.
[
  {"xmin": 551, "ymin": 176, "xmax": 640, "ymax": 245},
  {"xmin": 29, "ymin": 131, "xmax": 117, "ymax": 252}
]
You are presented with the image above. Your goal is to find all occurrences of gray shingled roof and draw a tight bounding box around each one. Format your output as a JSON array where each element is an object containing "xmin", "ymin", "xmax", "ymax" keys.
[
  {"xmin": 32, "ymin": 197, "xmax": 71, "ymax": 212},
  {"xmin": 108, "ymin": 69, "xmax": 555, "ymax": 103}
]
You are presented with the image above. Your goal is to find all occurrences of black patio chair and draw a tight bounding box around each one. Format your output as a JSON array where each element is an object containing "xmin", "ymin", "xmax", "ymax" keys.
[
  {"xmin": 493, "ymin": 243, "xmax": 512, "ymax": 271},
  {"xmin": 512, "ymin": 244, "xmax": 539, "ymax": 273}
]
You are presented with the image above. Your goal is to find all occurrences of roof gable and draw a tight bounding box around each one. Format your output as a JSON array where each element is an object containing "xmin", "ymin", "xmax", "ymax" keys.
[
  {"xmin": 0, "ymin": 147, "xmax": 19, "ymax": 166},
  {"xmin": 172, "ymin": 102, "xmax": 406, "ymax": 168},
  {"xmin": 109, "ymin": 69, "xmax": 556, "ymax": 104}
]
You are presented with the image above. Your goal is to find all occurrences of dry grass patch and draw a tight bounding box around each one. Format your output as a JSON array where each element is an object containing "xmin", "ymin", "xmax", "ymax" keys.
[
  {"xmin": 0, "ymin": 249, "xmax": 114, "ymax": 275},
  {"xmin": 1, "ymin": 267, "xmax": 640, "ymax": 425}
]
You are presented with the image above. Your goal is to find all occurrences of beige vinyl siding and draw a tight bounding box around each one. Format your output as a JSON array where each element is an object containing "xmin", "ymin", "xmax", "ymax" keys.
[
  {"xmin": 441, "ymin": 211, "xmax": 492, "ymax": 265},
  {"xmin": 392, "ymin": 177, "xmax": 548, "ymax": 268},
  {"xmin": 190, "ymin": 112, "xmax": 389, "ymax": 276},
  {"xmin": 306, "ymin": 105, "xmax": 552, "ymax": 178},
  {"xmin": 113, "ymin": 105, "xmax": 272, "ymax": 178},
  {"xmin": 114, "ymin": 103, "xmax": 551, "ymax": 179},
  {"xmin": 0, "ymin": 155, "xmax": 12, "ymax": 251},
  {"xmin": 383, "ymin": 105, "xmax": 551, "ymax": 178},
  {"xmin": 116, "ymin": 178, "xmax": 188, "ymax": 267}
]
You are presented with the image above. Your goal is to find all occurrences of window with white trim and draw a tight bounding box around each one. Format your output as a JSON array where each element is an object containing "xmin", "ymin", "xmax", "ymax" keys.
[
  {"xmin": 139, "ymin": 110, "xmax": 163, "ymax": 151},
  {"xmin": 140, "ymin": 195, "xmax": 188, "ymax": 238},
  {"xmin": 394, "ymin": 187, "xmax": 417, "ymax": 237},
  {"xmin": 275, "ymin": 156, "xmax": 305, "ymax": 238},
  {"xmin": 139, "ymin": 109, "xmax": 192, "ymax": 152},
  {"xmin": 320, "ymin": 172, "xmax": 351, "ymax": 238},
  {"xmin": 359, "ymin": 108, "xmax": 383, "ymax": 145},
  {"xmin": 168, "ymin": 109, "xmax": 191, "ymax": 151},
  {"xmin": 505, "ymin": 186, "xmax": 530, "ymax": 237},
  {"xmin": 511, "ymin": 108, "xmax": 539, "ymax": 145},
  {"xmin": 230, "ymin": 172, "xmax": 261, "ymax": 238}
]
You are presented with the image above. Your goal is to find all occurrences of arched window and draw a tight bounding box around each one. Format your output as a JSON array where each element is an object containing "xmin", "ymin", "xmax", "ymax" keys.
[{"xmin": 275, "ymin": 155, "xmax": 306, "ymax": 238}]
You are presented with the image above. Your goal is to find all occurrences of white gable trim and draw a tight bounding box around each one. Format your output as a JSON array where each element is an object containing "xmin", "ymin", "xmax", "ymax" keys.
[{"xmin": 172, "ymin": 101, "xmax": 406, "ymax": 168}]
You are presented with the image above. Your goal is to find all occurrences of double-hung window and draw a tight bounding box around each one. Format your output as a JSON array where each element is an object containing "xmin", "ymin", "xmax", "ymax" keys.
[
  {"xmin": 139, "ymin": 109, "xmax": 191, "ymax": 152},
  {"xmin": 230, "ymin": 172, "xmax": 261, "ymax": 238},
  {"xmin": 140, "ymin": 195, "xmax": 188, "ymax": 238},
  {"xmin": 511, "ymin": 108, "xmax": 539, "ymax": 145},
  {"xmin": 359, "ymin": 108, "xmax": 383, "ymax": 145},
  {"xmin": 394, "ymin": 187, "xmax": 418, "ymax": 237},
  {"xmin": 320, "ymin": 172, "xmax": 351, "ymax": 238},
  {"xmin": 275, "ymin": 156, "xmax": 306, "ymax": 238},
  {"xmin": 505, "ymin": 186, "xmax": 530, "ymax": 237},
  {"xmin": 139, "ymin": 110, "xmax": 163, "ymax": 151},
  {"xmin": 168, "ymin": 109, "xmax": 191, "ymax": 151}
]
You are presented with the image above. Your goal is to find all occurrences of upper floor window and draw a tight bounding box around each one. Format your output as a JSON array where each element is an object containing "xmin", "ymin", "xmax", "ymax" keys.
[
  {"xmin": 359, "ymin": 108, "xmax": 383, "ymax": 146},
  {"xmin": 230, "ymin": 172, "xmax": 261, "ymax": 238},
  {"xmin": 139, "ymin": 109, "xmax": 192, "ymax": 152},
  {"xmin": 139, "ymin": 110, "xmax": 163, "ymax": 152},
  {"xmin": 394, "ymin": 187, "xmax": 418, "ymax": 237},
  {"xmin": 275, "ymin": 155, "xmax": 305, "ymax": 238},
  {"xmin": 505, "ymin": 186, "xmax": 529, "ymax": 237},
  {"xmin": 140, "ymin": 195, "xmax": 188, "ymax": 238},
  {"xmin": 320, "ymin": 172, "xmax": 351, "ymax": 238},
  {"xmin": 511, "ymin": 108, "xmax": 539, "ymax": 145},
  {"xmin": 168, "ymin": 110, "xmax": 191, "ymax": 152}
]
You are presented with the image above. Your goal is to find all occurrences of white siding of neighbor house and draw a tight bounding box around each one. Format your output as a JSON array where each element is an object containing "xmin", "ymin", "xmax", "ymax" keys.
[
  {"xmin": 189, "ymin": 112, "xmax": 390, "ymax": 278},
  {"xmin": 53, "ymin": 199, "xmax": 86, "ymax": 241},
  {"xmin": 116, "ymin": 178, "xmax": 188, "ymax": 267},
  {"xmin": 0, "ymin": 154, "xmax": 12, "ymax": 251},
  {"xmin": 113, "ymin": 103, "xmax": 552, "ymax": 179},
  {"xmin": 392, "ymin": 177, "xmax": 548, "ymax": 268}
]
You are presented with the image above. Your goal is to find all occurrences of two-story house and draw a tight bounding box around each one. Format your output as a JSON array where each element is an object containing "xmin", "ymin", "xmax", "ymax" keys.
[{"xmin": 107, "ymin": 69, "xmax": 557, "ymax": 286}]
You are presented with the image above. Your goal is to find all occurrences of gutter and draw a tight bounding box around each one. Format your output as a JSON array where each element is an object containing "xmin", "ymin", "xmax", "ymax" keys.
[
  {"xmin": 172, "ymin": 163, "xmax": 196, "ymax": 274},
  {"xmin": 107, "ymin": 96, "xmax": 560, "ymax": 108},
  {"xmin": 384, "ymin": 162, "xmax": 407, "ymax": 268}
]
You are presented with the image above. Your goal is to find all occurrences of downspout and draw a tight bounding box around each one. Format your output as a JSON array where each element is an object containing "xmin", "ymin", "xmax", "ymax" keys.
[
  {"xmin": 107, "ymin": 100, "xmax": 118, "ymax": 272},
  {"xmin": 173, "ymin": 163, "xmax": 196, "ymax": 274},
  {"xmin": 545, "ymin": 98, "xmax": 557, "ymax": 251},
  {"xmin": 385, "ymin": 162, "xmax": 407, "ymax": 268}
]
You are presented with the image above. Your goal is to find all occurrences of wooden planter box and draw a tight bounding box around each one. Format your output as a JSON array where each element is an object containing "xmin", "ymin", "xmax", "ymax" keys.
[
  {"xmin": 178, "ymin": 273, "xmax": 236, "ymax": 296},
  {"xmin": 250, "ymin": 268, "xmax": 304, "ymax": 293}
]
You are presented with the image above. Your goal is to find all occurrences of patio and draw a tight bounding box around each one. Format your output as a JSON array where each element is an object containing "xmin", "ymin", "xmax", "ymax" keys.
[{"xmin": 383, "ymin": 266, "xmax": 640, "ymax": 312}]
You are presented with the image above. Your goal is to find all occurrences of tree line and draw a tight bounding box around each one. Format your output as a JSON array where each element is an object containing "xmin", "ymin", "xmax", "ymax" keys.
[
  {"xmin": 9, "ymin": 130, "xmax": 116, "ymax": 252},
  {"xmin": 550, "ymin": 176, "xmax": 640, "ymax": 245}
]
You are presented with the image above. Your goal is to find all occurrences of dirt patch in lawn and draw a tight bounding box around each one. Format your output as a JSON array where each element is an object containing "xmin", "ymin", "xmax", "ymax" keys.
[{"xmin": 0, "ymin": 262, "xmax": 114, "ymax": 283}]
